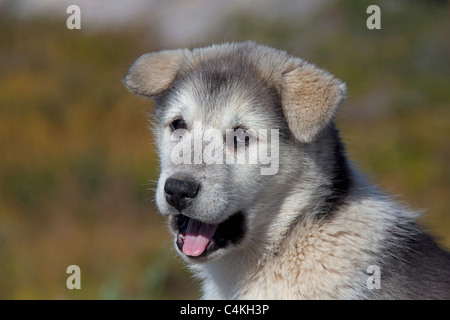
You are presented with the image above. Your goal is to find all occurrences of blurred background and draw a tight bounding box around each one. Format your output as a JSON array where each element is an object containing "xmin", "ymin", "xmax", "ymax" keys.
[{"xmin": 0, "ymin": 0, "xmax": 448, "ymax": 299}]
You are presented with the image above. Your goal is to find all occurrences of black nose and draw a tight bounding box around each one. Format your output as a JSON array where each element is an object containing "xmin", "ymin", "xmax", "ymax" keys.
[{"xmin": 164, "ymin": 177, "xmax": 200, "ymax": 211}]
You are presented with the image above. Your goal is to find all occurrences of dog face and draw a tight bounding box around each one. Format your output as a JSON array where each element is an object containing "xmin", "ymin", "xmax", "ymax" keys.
[{"xmin": 124, "ymin": 42, "xmax": 346, "ymax": 263}]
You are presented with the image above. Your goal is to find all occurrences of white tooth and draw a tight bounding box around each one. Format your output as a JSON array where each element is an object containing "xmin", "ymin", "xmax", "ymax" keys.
[{"xmin": 179, "ymin": 234, "xmax": 185, "ymax": 241}]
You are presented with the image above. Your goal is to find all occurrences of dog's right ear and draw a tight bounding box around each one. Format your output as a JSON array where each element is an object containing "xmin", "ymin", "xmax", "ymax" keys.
[{"xmin": 123, "ymin": 49, "xmax": 190, "ymax": 97}]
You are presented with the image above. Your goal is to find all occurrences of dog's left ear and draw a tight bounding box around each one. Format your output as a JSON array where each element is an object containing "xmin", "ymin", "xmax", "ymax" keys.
[
  {"xmin": 280, "ymin": 60, "xmax": 347, "ymax": 143},
  {"xmin": 123, "ymin": 49, "xmax": 190, "ymax": 97}
]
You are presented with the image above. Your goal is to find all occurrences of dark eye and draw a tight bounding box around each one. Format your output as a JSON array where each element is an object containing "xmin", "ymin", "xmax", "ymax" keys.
[
  {"xmin": 169, "ymin": 119, "xmax": 187, "ymax": 131},
  {"xmin": 234, "ymin": 127, "xmax": 250, "ymax": 148}
]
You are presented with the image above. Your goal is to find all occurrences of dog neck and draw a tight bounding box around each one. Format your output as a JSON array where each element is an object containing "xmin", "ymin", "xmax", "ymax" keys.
[{"xmin": 195, "ymin": 171, "xmax": 387, "ymax": 299}]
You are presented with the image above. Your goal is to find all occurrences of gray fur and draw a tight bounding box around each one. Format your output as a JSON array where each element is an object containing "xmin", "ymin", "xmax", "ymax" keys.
[{"xmin": 124, "ymin": 41, "xmax": 450, "ymax": 299}]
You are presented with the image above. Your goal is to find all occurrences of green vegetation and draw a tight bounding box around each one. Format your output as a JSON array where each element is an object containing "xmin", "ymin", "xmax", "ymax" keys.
[{"xmin": 0, "ymin": 1, "xmax": 448, "ymax": 299}]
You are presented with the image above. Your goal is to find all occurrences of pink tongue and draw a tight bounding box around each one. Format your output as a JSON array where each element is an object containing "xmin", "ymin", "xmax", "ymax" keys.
[{"xmin": 182, "ymin": 218, "xmax": 218, "ymax": 257}]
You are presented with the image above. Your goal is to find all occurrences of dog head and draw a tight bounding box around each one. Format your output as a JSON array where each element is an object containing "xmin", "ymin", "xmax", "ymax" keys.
[{"xmin": 124, "ymin": 42, "xmax": 346, "ymax": 262}]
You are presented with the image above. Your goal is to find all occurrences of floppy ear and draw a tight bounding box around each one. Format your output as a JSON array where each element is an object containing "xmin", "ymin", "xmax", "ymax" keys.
[
  {"xmin": 280, "ymin": 60, "xmax": 347, "ymax": 143},
  {"xmin": 123, "ymin": 49, "xmax": 190, "ymax": 97}
]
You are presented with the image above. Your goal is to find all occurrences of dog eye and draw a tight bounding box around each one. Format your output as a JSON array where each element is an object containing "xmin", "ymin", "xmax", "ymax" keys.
[
  {"xmin": 234, "ymin": 127, "xmax": 250, "ymax": 148},
  {"xmin": 170, "ymin": 119, "xmax": 187, "ymax": 131}
]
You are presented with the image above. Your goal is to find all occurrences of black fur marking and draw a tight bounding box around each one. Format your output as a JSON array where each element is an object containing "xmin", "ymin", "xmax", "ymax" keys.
[{"xmin": 319, "ymin": 124, "xmax": 353, "ymax": 218}]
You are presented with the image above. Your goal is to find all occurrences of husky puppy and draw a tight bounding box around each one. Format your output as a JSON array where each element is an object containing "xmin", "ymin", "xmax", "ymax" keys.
[{"xmin": 124, "ymin": 41, "xmax": 450, "ymax": 299}]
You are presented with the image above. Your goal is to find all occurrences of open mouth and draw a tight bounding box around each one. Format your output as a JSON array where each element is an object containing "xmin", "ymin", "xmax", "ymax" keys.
[{"xmin": 175, "ymin": 211, "xmax": 245, "ymax": 258}]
